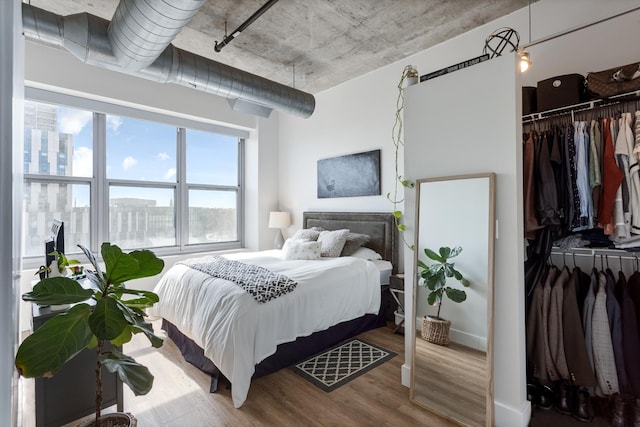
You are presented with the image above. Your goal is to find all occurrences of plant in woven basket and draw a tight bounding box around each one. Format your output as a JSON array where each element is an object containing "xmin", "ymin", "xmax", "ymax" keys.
[
  {"xmin": 15, "ymin": 243, "xmax": 164, "ymax": 427},
  {"xmin": 417, "ymin": 246, "xmax": 470, "ymax": 320}
]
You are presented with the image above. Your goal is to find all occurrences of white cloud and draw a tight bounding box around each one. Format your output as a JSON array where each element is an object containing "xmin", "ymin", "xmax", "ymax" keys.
[
  {"xmin": 158, "ymin": 152, "xmax": 170, "ymax": 161},
  {"xmin": 72, "ymin": 147, "xmax": 93, "ymax": 177},
  {"xmin": 107, "ymin": 116, "xmax": 123, "ymax": 132},
  {"xmin": 165, "ymin": 168, "xmax": 176, "ymax": 179},
  {"xmin": 122, "ymin": 156, "xmax": 137, "ymax": 170},
  {"xmin": 58, "ymin": 110, "xmax": 92, "ymax": 134}
]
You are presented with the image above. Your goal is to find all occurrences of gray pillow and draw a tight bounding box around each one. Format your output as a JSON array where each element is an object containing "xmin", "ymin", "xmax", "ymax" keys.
[
  {"xmin": 317, "ymin": 229, "xmax": 350, "ymax": 257},
  {"xmin": 340, "ymin": 232, "xmax": 371, "ymax": 256},
  {"xmin": 292, "ymin": 228, "xmax": 321, "ymax": 241}
]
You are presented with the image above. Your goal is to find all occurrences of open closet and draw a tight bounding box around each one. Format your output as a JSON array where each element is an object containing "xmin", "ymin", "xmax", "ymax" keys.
[{"xmin": 524, "ymin": 90, "xmax": 640, "ymax": 426}]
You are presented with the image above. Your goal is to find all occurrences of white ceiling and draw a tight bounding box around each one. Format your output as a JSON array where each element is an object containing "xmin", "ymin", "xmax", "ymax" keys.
[{"xmin": 26, "ymin": 0, "xmax": 532, "ymax": 94}]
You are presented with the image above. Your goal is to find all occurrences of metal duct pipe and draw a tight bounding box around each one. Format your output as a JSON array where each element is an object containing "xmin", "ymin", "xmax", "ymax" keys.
[
  {"xmin": 108, "ymin": 0, "xmax": 207, "ymax": 71},
  {"xmin": 22, "ymin": 3, "xmax": 315, "ymax": 118},
  {"xmin": 140, "ymin": 46, "xmax": 314, "ymax": 117}
]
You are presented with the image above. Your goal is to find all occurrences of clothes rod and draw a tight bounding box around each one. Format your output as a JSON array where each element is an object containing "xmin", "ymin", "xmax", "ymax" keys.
[{"xmin": 550, "ymin": 249, "xmax": 639, "ymax": 260}]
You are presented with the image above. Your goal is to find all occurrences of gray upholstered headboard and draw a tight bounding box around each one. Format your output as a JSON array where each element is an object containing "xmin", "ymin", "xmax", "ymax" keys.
[{"xmin": 302, "ymin": 211, "xmax": 398, "ymax": 273}]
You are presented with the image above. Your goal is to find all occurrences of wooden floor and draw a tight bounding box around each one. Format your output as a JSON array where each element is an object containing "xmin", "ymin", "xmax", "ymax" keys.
[
  {"xmin": 413, "ymin": 337, "xmax": 487, "ymax": 427},
  {"xmin": 21, "ymin": 321, "xmax": 459, "ymax": 427}
]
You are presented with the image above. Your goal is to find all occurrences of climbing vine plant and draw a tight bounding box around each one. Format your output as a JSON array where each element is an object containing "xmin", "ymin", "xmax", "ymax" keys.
[{"xmin": 387, "ymin": 65, "xmax": 417, "ymax": 250}]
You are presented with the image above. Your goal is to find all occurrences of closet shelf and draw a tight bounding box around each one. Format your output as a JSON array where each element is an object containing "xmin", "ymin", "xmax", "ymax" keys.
[{"xmin": 522, "ymin": 89, "xmax": 640, "ymax": 124}]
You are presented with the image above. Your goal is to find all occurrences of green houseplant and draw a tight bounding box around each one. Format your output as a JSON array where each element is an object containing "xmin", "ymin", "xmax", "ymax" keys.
[
  {"xmin": 16, "ymin": 243, "xmax": 165, "ymax": 427},
  {"xmin": 35, "ymin": 250, "xmax": 81, "ymax": 279},
  {"xmin": 417, "ymin": 246, "xmax": 470, "ymax": 345}
]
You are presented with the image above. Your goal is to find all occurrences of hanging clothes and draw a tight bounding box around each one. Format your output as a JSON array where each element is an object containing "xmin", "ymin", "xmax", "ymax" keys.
[
  {"xmin": 535, "ymin": 131, "xmax": 561, "ymax": 227},
  {"xmin": 550, "ymin": 129, "xmax": 568, "ymax": 231},
  {"xmin": 634, "ymin": 111, "xmax": 640, "ymax": 157},
  {"xmin": 599, "ymin": 118, "xmax": 625, "ymax": 235},
  {"xmin": 574, "ymin": 121, "xmax": 593, "ymax": 230},
  {"xmin": 563, "ymin": 267, "xmax": 597, "ymax": 386},
  {"xmin": 565, "ymin": 124, "xmax": 582, "ymax": 231},
  {"xmin": 618, "ymin": 113, "xmax": 640, "ymax": 234},
  {"xmin": 549, "ymin": 267, "xmax": 571, "ymax": 380},
  {"xmin": 542, "ymin": 265, "xmax": 560, "ymax": 382},
  {"xmin": 616, "ymin": 271, "xmax": 640, "ymax": 397},
  {"xmin": 524, "ymin": 131, "xmax": 542, "ymax": 239},
  {"xmin": 589, "ymin": 120, "xmax": 603, "ymax": 217},
  {"xmin": 582, "ymin": 269, "xmax": 598, "ymax": 380},
  {"xmin": 527, "ymin": 269, "xmax": 549, "ymax": 384},
  {"xmin": 608, "ymin": 269, "xmax": 629, "ymax": 394},
  {"xmin": 592, "ymin": 270, "xmax": 619, "ymax": 396}
]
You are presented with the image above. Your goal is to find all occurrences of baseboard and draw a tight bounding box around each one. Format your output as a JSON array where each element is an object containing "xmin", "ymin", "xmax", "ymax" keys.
[
  {"xmin": 401, "ymin": 363, "xmax": 410, "ymax": 387},
  {"xmin": 449, "ymin": 328, "xmax": 487, "ymax": 352},
  {"xmin": 494, "ymin": 399, "xmax": 531, "ymax": 427},
  {"xmin": 415, "ymin": 316, "xmax": 487, "ymax": 351}
]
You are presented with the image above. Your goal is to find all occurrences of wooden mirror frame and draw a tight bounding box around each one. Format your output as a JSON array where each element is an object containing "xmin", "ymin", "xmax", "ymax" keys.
[{"xmin": 410, "ymin": 172, "xmax": 496, "ymax": 426}]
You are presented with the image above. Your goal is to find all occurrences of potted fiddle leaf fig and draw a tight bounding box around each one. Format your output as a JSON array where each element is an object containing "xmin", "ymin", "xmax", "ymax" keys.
[
  {"xmin": 417, "ymin": 246, "xmax": 470, "ymax": 346},
  {"xmin": 16, "ymin": 243, "xmax": 165, "ymax": 427}
]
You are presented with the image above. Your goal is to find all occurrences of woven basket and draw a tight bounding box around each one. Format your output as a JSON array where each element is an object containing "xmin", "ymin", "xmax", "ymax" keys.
[{"xmin": 421, "ymin": 316, "xmax": 451, "ymax": 346}]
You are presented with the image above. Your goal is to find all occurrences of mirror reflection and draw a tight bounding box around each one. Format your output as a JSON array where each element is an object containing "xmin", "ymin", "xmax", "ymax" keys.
[{"xmin": 410, "ymin": 173, "xmax": 495, "ymax": 427}]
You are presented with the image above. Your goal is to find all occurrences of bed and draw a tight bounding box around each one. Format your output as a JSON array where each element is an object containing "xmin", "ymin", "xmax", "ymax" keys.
[{"xmin": 149, "ymin": 211, "xmax": 398, "ymax": 408}]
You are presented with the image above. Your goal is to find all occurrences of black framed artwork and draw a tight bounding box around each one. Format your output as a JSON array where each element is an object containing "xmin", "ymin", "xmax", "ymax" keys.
[{"xmin": 317, "ymin": 149, "xmax": 381, "ymax": 198}]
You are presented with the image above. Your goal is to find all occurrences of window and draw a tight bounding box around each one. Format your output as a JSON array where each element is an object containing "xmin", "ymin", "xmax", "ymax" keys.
[
  {"xmin": 109, "ymin": 186, "xmax": 176, "ymax": 249},
  {"xmin": 185, "ymin": 129, "xmax": 239, "ymax": 244},
  {"xmin": 23, "ymin": 101, "xmax": 93, "ymax": 257},
  {"xmin": 23, "ymin": 97, "xmax": 244, "ymax": 262},
  {"xmin": 106, "ymin": 116, "xmax": 178, "ymax": 249}
]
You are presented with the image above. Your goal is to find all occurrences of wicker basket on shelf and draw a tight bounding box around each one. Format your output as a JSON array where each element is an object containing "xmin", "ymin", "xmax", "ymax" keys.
[{"xmin": 421, "ymin": 316, "xmax": 451, "ymax": 346}]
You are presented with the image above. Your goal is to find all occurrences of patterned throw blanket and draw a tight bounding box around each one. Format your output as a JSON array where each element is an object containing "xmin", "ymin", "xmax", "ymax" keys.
[{"xmin": 179, "ymin": 256, "xmax": 297, "ymax": 303}]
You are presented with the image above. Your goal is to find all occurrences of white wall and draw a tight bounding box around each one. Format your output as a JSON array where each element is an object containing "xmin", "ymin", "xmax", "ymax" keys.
[
  {"xmin": 405, "ymin": 54, "xmax": 523, "ymax": 426},
  {"xmin": 278, "ymin": 1, "xmax": 640, "ymax": 426}
]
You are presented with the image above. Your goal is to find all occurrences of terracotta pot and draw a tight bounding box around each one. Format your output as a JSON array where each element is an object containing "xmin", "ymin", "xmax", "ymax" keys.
[
  {"xmin": 78, "ymin": 412, "xmax": 137, "ymax": 427},
  {"xmin": 421, "ymin": 315, "xmax": 451, "ymax": 346}
]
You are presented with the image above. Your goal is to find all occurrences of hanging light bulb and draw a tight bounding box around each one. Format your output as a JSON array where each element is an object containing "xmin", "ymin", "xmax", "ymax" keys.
[{"xmin": 519, "ymin": 50, "xmax": 531, "ymax": 72}]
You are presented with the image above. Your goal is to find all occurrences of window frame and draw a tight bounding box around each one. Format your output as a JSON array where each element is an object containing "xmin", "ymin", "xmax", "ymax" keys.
[{"xmin": 23, "ymin": 88, "xmax": 246, "ymax": 266}]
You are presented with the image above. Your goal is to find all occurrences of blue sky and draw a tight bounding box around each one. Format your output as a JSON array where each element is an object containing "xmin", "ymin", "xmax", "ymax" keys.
[{"xmin": 57, "ymin": 106, "xmax": 238, "ymax": 209}]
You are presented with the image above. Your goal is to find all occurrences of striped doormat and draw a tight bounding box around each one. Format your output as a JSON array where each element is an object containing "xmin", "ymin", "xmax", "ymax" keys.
[{"xmin": 291, "ymin": 338, "xmax": 396, "ymax": 392}]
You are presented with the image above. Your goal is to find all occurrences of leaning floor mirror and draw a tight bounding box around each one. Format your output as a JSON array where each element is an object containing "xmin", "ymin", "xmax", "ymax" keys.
[{"xmin": 410, "ymin": 173, "xmax": 496, "ymax": 427}]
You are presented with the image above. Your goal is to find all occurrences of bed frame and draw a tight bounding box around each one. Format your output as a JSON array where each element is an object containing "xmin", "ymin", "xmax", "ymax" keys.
[
  {"xmin": 163, "ymin": 211, "xmax": 398, "ymax": 393},
  {"xmin": 303, "ymin": 211, "xmax": 398, "ymax": 273}
]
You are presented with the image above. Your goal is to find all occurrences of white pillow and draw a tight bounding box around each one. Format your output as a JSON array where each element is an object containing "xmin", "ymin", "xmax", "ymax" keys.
[
  {"xmin": 350, "ymin": 246, "xmax": 383, "ymax": 260},
  {"xmin": 283, "ymin": 239, "xmax": 322, "ymax": 260},
  {"xmin": 317, "ymin": 229, "xmax": 350, "ymax": 257},
  {"xmin": 282, "ymin": 238, "xmax": 305, "ymax": 252}
]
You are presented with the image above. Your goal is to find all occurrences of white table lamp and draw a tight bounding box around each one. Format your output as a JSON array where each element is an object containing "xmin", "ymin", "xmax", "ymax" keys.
[{"xmin": 268, "ymin": 211, "xmax": 291, "ymax": 249}]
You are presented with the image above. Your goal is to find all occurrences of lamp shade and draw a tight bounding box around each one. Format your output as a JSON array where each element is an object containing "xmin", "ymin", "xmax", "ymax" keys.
[{"xmin": 268, "ymin": 211, "xmax": 291, "ymax": 229}]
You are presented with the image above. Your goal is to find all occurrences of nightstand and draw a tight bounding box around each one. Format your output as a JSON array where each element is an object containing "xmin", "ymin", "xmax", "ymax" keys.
[
  {"xmin": 389, "ymin": 274, "xmax": 405, "ymax": 334},
  {"xmin": 31, "ymin": 279, "xmax": 123, "ymax": 427}
]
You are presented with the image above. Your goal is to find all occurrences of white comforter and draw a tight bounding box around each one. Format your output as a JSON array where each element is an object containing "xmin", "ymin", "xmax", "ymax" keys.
[{"xmin": 149, "ymin": 250, "xmax": 381, "ymax": 407}]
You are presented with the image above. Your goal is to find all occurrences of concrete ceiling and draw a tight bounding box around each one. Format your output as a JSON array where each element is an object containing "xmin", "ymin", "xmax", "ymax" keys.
[{"xmin": 26, "ymin": 0, "xmax": 531, "ymax": 94}]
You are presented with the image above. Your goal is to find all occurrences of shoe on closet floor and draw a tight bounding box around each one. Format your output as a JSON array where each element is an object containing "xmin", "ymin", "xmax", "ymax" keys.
[
  {"xmin": 611, "ymin": 394, "xmax": 628, "ymax": 427},
  {"xmin": 555, "ymin": 383, "xmax": 573, "ymax": 415},
  {"xmin": 633, "ymin": 398, "xmax": 640, "ymax": 427},
  {"xmin": 528, "ymin": 383, "xmax": 554, "ymax": 410},
  {"xmin": 538, "ymin": 385, "xmax": 554, "ymax": 410},
  {"xmin": 572, "ymin": 389, "xmax": 593, "ymax": 422}
]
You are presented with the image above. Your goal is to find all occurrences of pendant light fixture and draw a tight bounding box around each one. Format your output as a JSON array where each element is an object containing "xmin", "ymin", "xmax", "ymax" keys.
[{"xmin": 518, "ymin": 50, "xmax": 531, "ymax": 72}]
